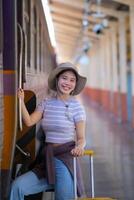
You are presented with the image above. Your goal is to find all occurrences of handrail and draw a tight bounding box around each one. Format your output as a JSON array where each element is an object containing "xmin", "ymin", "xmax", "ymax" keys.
[
  {"xmin": 16, "ymin": 144, "xmax": 30, "ymax": 158},
  {"xmin": 23, "ymin": 29, "xmax": 27, "ymax": 81},
  {"xmin": 17, "ymin": 23, "xmax": 23, "ymax": 131}
]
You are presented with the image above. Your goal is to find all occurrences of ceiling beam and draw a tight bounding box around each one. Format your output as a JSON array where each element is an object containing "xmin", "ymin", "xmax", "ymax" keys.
[
  {"xmin": 57, "ymin": 46, "xmax": 73, "ymax": 55},
  {"xmin": 53, "ymin": 18, "xmax": 95, "ymax": 33},
  {"xmin": 55, "ymin": 33, "xmax": 76, "ymax": 40},
  {"xmin": 54, "ymin": 27, "xmax": 80, "ymax": 37},
  {"xmin": 55, "ymin": 34, "xmax": 77, "ymax": 42},
  {"xmin": 112, "ymin": 0, "xmax": 134, "ymax": 6},
  {"xmin": 50, "ymin": 0, "xmax": 128, "ymax": 18},
  {"xmin": 52, "ymin": 14, "xmax": 81, "ymax": 27},
  {"xmin": 55, "ymin": 37, "xmax": 76, "ymax": 45},
  {"xmin": 91, "ymin": 4, "xmax": 128, "ymax": 18},
  {"xmin": 50, "ymin": 4, "xmax": 83, "ymax": 19},
  {"xmin": 53, "ymin": 22, "xmax": 81, "ymax": 33},
  {"xmin": 49, "ymin": 3, "xmax": 101, "ymax": 24},
  {"xmin": 54, "ymin": 21, "xmax": 101, "ymax": 39},
  {"xmin": 56, "ymin": 40, "xmax": 75, "ymax": 47},
  {"xmin": 51, "ymin": 0, "xmax": 84, "ymax": 10}
]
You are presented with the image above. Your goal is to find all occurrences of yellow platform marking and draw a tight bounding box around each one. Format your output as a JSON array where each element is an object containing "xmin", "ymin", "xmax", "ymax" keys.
[{"xmin": 77, "ymin": 198, "xmax": 116, "ymax": 200}]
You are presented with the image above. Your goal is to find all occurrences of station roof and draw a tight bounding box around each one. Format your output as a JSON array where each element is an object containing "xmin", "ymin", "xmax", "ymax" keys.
[{"xmin": 48, "ymin": 0, "xmax": 131, "ymax": 63}]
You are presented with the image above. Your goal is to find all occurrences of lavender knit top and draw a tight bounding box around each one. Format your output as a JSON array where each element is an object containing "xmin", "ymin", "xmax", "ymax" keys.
[{"xmin": 36, "ymin": 97, "xmax": 86, "ymax": 143}]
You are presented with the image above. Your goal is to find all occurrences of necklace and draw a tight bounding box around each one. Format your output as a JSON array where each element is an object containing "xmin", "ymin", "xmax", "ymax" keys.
[
  {"xmin": 57, "ymin": 95, "xmax": 71, "ymax": 120},
  {"xmin": 65, "ymin": 104, "xmax": 70, "ymax": 118}
]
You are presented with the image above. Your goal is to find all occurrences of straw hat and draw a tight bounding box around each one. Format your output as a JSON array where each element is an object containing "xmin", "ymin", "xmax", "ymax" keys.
[{"xmin": 48, "ymin": 62, "xmax": 87, "ymax": 95}]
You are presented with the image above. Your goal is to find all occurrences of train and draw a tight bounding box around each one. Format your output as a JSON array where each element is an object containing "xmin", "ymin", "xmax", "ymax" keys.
[
  {"xmin": 1, "ymin": 0, "xmax": 134, "ymax": 200},
  {"xmin": 0, "ymin": 0, "xmax": 56, "ymax": 199}
]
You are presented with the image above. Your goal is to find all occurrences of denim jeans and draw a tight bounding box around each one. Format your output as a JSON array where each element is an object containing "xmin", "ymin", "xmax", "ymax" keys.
[{"xmin": 9, "ymin": 158, "xmax": 74, "ymax": 200}]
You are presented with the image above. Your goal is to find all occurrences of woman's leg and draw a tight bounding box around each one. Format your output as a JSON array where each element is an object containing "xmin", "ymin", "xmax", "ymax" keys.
[
  {"xmin": 9, "ymin": 171, "xmax": 54, "ymax": 200},
  {"xmin": 54, "ymin": 158, "xmax": 74, "ymax": 200}
]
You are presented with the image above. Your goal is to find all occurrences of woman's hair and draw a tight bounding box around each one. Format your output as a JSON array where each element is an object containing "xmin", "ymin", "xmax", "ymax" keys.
[{"xmin": 56, "ymin": 69, "xmax": 78, "ymax": 81}]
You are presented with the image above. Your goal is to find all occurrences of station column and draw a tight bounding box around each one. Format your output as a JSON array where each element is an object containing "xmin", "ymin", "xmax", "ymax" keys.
[
  {"xmin": 110, "ymin": 23, "xmax": 119, "ymax": 117},
  {"xmin": 118, "ymin": 16, "xmax": 127, "ymax": 121},
  {"xmin": 130, "ymin": 5, "xmax": 134, "ymax": 127}
]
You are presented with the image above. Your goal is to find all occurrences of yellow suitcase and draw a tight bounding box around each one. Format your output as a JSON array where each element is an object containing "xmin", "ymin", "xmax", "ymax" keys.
[{"xmin": 73, "ymin": 150, "xmax": 116, "ymax": 200}]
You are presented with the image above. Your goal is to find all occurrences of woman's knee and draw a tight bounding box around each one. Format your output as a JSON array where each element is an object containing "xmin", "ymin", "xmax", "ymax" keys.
[
  {"xmin": 11, "ymin": 174, "xmax": 29, "ymax": 195},
  {"xmin": 11, "ymin": 178, "xmax": 23, "ymax": 192}
]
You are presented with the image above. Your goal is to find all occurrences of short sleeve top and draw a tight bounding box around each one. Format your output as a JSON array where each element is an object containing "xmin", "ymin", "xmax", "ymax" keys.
[{"xmin": 36, "ymin": 97, "xmax": 86, "ymax": 143}]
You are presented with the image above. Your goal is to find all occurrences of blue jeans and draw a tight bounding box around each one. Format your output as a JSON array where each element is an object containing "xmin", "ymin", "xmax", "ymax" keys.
[{"xmin": 9, "ymin": 158, "xmax": 74, "ymax": 200}]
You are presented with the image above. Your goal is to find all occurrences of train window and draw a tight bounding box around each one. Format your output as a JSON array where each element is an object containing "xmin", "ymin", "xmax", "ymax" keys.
[
  {"xmin": 39, "ymin": 21, "xmax": 41, "ymax": 71},
  {"xmin": 45, "ymin": 32, "xmax": 49, "ymax": 73},
  {"xmin": 41, "ymin": 30, "xmax": 43, "ymax": 72},
  {"xmin": 24, "ymin": 0, "xmax": 31, "ymax": 68},
  {"xmin": 43, "ymin": 35, "xmax": 46, "ymax": 73},
  {"xmin": 33, "ymin": 6, "xmax": 37, "ymax": 71},
  {"xmin": 46, "ymin": 43, "xmax": 49, "ymax": 73},
  {"xmin": 42, "ymin": 31, "xmax": 46, "ymax": 73}
]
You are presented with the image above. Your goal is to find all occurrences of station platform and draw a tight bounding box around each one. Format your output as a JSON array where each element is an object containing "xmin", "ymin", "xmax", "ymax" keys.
[
  {"xmin": 42, "ymin": 95, "xmax": 134, "ymax": 200},
  {"xmin": 81, "ymin": 95, "xmax": 134, "ymax": 200}
]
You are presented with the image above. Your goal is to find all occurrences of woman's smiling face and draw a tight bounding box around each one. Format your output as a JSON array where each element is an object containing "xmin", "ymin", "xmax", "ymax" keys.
[{"xmin": 57, "ymin": 70, "xmax": 77, "ymax": 95}]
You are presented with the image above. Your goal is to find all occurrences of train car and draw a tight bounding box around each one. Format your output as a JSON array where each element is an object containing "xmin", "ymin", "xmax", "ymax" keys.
[
  {"xmin": 0, "ymin": 0, "xmax": 4, "ymax": 198},
  {"xmin": 0, "ymin": 0, "xmax": 56, "ymax": 199},
  {"xmin": 1, "ymin": 1, "xmax": 134, "ymax": 200}
]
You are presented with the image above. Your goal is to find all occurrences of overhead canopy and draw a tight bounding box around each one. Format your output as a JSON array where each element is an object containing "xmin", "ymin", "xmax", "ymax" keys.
[{"xmin": 48, "ymin": 0, "xmax": 130, "ymax": 62}]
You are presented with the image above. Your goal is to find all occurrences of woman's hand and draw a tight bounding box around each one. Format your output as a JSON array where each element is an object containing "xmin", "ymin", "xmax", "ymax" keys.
[
  {"xmin": 71, "ymin": 145, "xmax": 85, "ymax": 157},
  {"xmin": 18, "ymin": 88, "xmax": 24, "ymax": 100}
]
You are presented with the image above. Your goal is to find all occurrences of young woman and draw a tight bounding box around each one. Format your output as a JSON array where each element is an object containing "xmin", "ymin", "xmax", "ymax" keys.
[{"xmin": 9, "ymin": 62, "xmax": 87, "ymax": 200}]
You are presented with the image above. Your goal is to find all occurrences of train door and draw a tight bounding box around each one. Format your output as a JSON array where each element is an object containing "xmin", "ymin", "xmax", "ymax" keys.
[
  {"xmin": 1, "ymin": 0, "xmax": 17, "ymax": 199},
  {"xmin": 13, "ymin": 0, "xmax": 37, "ymax": 177},
  {"xmin": 11, "ymin": 1, "xmax": 41, "ymax": 199}
]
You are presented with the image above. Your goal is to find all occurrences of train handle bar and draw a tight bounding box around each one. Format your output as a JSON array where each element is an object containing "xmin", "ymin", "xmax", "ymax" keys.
[
  {"xmin": 16, "ymin": 144, "xmax": 31, "ymax": 158},
  {"xmin": 17, "ymin": 23, "xmax": 23, "ymax": 131}
]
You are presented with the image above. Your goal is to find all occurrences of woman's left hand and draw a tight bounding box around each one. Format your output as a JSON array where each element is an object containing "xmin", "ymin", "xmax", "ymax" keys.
[{"xmin": 71, "ymin": 145, "xmax": 84, "ymax": 157}]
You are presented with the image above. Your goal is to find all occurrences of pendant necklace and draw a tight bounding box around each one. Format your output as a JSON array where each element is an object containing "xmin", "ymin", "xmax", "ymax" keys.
[
  {"xmin": 58, "ymin": 95, "xmax": 71, "ymax": 120},
  {"xmin": 62, "ymin": 99, "xmax": 70, "ymax": 118},
  {"xmin": 65, "ymin": 104, "xmax": 70, "ymax": 118}
]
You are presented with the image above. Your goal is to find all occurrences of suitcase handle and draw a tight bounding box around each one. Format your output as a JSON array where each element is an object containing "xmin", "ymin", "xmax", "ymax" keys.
[
  {"xmin": 73, "ymin": 149, "xmax": 95, "ymax": 199},
  {"xmin": 73, "ymin": 157, "xmax": 77, "ymax": 199}
]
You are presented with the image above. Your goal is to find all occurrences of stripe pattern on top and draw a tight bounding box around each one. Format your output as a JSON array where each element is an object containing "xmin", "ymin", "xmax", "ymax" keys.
[{"xmin": 36, "ymin": 97, "xmax": 86, "ymax": 143}]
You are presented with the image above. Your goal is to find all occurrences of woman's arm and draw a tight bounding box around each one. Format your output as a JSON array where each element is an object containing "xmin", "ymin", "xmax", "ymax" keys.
[
  {"xmin": 18, "ymin": 88, "xmax": 42, "ymax": 127},
  {"xmin": 71, "ymin": 120, "xmax": 86, "ymax": 156}
]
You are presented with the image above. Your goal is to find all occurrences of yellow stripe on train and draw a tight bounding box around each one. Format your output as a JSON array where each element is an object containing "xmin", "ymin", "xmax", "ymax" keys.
[{"xmin": 1, "ymin": 96, "xmax": 16, "ymax": 169}]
